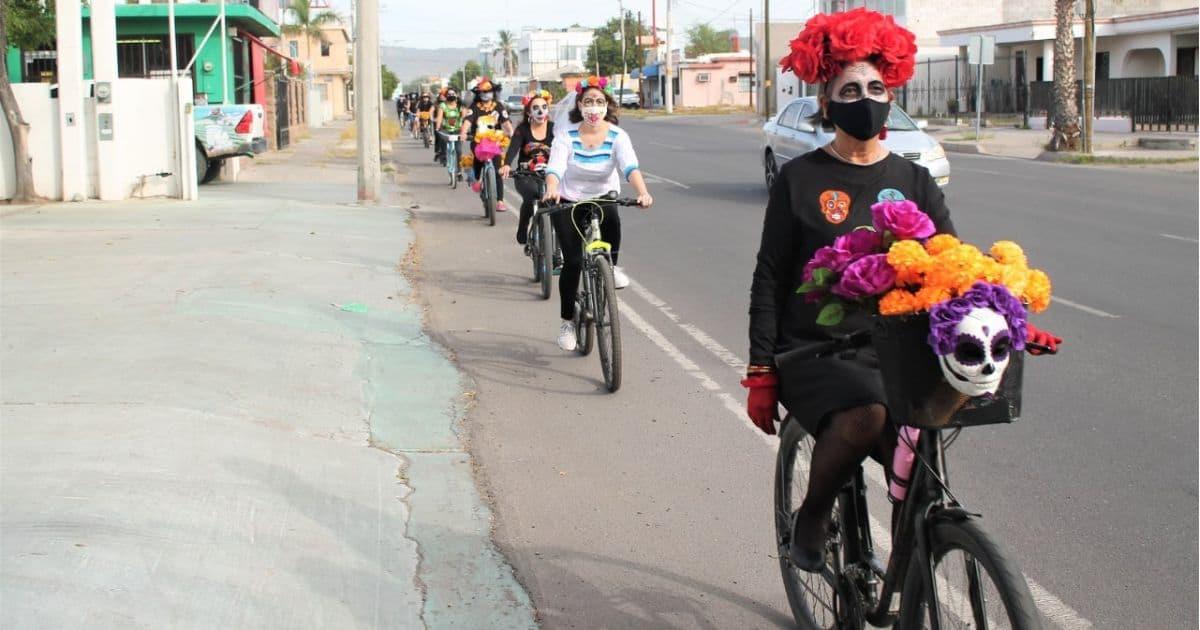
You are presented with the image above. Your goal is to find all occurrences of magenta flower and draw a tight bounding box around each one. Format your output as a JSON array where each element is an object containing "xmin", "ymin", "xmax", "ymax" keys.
[
  {"xmin": 833, "ymin": 229, "xmax": 884, "ymax": 255},
  {"xmin": 871, "ymin": 200, "xmax": 936, "ymax": 240},
  {"xmin": 831, "ymin": 254, "xmax": 897, "ymax": 299},
  {"xmin": 802, "ymin": 245, "xmax": 854, "ymax": 282}
]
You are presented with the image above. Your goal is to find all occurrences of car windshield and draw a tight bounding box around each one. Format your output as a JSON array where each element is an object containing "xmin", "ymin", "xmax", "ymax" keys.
[{"xmin": 887, "ymin": 104, "xmax": 919, "ymax": 131}]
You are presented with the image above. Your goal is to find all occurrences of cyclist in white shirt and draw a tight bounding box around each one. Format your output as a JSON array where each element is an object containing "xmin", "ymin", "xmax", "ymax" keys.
[{"xmin": 544, "ymin": 76, "xmax": 653, "ymax": 351}]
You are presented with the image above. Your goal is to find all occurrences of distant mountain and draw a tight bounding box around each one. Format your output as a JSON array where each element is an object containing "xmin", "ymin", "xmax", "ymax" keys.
[{"xmin": 382, "ymin": 46, "xmax": 479, "ymax": 83}]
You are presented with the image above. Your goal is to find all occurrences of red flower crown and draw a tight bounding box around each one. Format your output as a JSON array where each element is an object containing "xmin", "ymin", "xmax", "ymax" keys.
[
  {"xmin": 522, "ymin": 89, "xmax": 553, "ymax": 107},
  {"xmin": 575, "ymin": 75, "xmax": 610, "ymax": 94},
  {"xmin": 779, "ymin": 8, "xmax": 917, "ymax": 88}
]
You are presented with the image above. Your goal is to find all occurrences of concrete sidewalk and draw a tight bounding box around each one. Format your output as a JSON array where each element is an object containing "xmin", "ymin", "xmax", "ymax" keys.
[
  {"xmin": 929, "ymin": 124, "xmax": 1198, "ymax": 163},
  {"xmin": 0, "ymin": 122, "xmax": 535, "ymax": 628}
]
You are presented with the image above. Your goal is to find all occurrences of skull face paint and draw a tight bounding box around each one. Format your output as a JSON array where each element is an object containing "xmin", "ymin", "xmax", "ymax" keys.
[
  {"xmin": 927, "ymin": 282, "xmax": 1029, "ymax": 398},
  {"xmin": 819, "ymin": 189, "xmax": 851, "ymax": 224},
  {"xmin": 827, "ymin": 61, "xmax": 889, "ymax": 104}
]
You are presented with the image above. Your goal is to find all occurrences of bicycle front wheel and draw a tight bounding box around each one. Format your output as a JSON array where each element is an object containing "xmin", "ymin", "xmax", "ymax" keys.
[
  {"xmin": 538, "ymin": 214, "xmax": 554, "ymax": 300},
  {"xmin": 592, "ymin": 257, "xmax": 622, "ymax": 392},
  {"xmin": 897, "ymin": 518, "xmax": 1041, "ymax": 630},
  {"xmin": 775, "ymin": 419, "xmax": 854, "ymax": 630},
  {"xmin": 483, "ymin": 167, "xmax": 497, "ymax": 225}
]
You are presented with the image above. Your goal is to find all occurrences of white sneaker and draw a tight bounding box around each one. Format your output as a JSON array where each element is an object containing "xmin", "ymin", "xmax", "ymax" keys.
[
  {"xmin": 557, "ymin": 320, "xmax": 577, "ymax": 351},
  {"xmin": 612, "ymin": 266, "xmax": 630, "ymax": 289}
]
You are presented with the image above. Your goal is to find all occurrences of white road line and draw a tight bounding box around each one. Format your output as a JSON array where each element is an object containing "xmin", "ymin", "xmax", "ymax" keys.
[
  {"xmin": 1160, "ymin": 232, "xmax": 1199, "ymax": 244},
  {"xmin": 642, "ymin": 171, "xmax": 691, "ymax": 189},
  {"xmin": 952, "ymin": 166, "xmax": 1008, "ymax": 176},
  {"xmin": 649, "ymin": 141, "xmax": 686, "ymax": 150},
  {"xmin": 619, "ymin": 273, "xmax": 1095, "ymax": 629},
  {"xmin": 1051, "ymin": 296, "xmax": 1120, "ymax": 319}
]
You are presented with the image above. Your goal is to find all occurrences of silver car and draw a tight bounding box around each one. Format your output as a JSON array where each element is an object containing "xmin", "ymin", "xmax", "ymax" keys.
[{"xmin": 762, "ymin": 97, "xmax": 950, "ymax": 189}]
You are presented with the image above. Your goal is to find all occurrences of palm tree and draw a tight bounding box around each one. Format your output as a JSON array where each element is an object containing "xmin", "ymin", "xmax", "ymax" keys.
[
  {"xmin": 493, "ymin": 30, "xmax": 518, "ymax": 77},
  {"xmin": 281, "ymin": 0, "xmax": 340, "ymax": 62},
  {"xmin": 1050, "ymin": 0, "xmax": 1080, "ymax": 151}
]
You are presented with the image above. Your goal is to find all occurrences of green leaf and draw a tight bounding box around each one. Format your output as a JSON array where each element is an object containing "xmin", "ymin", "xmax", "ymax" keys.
[
  {"xmin": 796, "ymin": 281, "xmax": 821, "ymax": 294},
  {"xmin": 811, "ymin": 267, "xmax": 834, "ymax": 286},
  {"xmin": 816, "ymin": 302, "xmax": 845, "ymax": 326}
]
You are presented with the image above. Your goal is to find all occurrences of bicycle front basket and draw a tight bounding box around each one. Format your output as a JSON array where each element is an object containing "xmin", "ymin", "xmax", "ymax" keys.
[{"xmin": 872, "ymin": 314, "xmax": 1023, "ymax": 429}]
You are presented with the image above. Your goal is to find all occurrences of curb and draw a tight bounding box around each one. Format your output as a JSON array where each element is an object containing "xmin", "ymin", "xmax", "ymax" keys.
[{"xmin": 941, "ymin": 141, "xmax": 986, "ymax": 155}]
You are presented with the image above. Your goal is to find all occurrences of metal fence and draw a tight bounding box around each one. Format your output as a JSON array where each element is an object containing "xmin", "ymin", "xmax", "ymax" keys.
[
  {"xmin": 1029, "ymin": 76, "xmax": 1199, "ymax": 131},
  {"xmin": 895, "ymin": 56, "xmax": 1024, "ymax": 119}
]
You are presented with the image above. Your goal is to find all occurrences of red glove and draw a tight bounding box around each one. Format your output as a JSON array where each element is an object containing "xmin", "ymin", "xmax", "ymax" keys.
[
  {"xmin": 741, "ymin": 373, "xmax": 780, "ymax": 435},
  {"xmin": 1026, "ymin": 322, "xmax": 1062, "ymax": 356}
]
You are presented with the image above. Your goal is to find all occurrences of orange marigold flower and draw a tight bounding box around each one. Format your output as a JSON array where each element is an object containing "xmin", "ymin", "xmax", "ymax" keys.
[
  {"xmin": 990, "ymin": 241, "xmax": 1028, "ymax": 268},
  {"xmin": 925, "ymin": 234, "xmax": 961, "ymax": 256},
  {"xmin": 998, "ymin": 264, "xmax": 1029, "ymax": 298},
  {"xmin": 914, "ymin": 285, "xmax": 953, "ymax": 310},
  {"xmin": 879, "ymin": 289, "xmax": 920, "ymax": 315},
  {"xmin": 1024, "ymin": 268, "xmax": 1052, "ymax": 313},
  {"xmin": 887, "ymin": 240, "xmax": 930, "ymax": 286}
]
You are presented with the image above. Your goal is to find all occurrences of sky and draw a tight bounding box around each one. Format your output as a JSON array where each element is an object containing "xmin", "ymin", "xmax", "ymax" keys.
[{"xmin": 329, "ymin": 0, "xmax": 819, "ymax": 49}]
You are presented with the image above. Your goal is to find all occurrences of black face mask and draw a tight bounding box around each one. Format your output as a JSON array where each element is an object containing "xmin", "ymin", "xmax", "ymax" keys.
[
  {"xmin": 826, "ymin": 98, "xmax": 891, "ymax": 141},
  {"xmin": 447, "ymin": 95, "xmax": 457, "ymax": 102}
]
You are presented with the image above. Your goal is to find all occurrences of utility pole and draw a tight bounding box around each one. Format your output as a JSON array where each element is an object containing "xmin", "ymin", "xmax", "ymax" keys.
[
  {"xmin": 1082, "ymin": 0, "xmax": 1095, "ymax": 153},
  {"xmin": 355, "ymin": 0, "xmax": 381, "ymax": 201},
  {"xmin": 749, "ymin": 8, "xmax": 754, "ymax": 111},
  {"xmin": 665, "ymin": 0, "xmax": 673, "ymax": 113},
  {"xmin": 763, "ymin": 0, "xmax": 770, "ymax": 119},
  {"xmin": 619, "ymin": 0, "xmax": 627, "ymax": 101}
]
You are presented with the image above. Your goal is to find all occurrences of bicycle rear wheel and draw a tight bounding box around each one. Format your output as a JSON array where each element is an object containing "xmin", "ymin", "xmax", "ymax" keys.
[
  {"xmin": 897, "ymin": 518, "xmax": 1041, "ymax": 630},
  {"xmin": 538, "ymin": 214, "xmax": 554, "ymax": 300},
  {"xmin": 483, "ymin": 167, "xmax": 497, "ymax": 225},
  {"xmin": 592, "ymin": 257, "xmax": 622, "ymax": 392},
  {"xmin": 775, "ymin": 418, "xmax": 857, "ymax": 630},
  {"xmin": 423, "ymin": 127, "xmax": 431, "ymax": 148},
  {"xmin": 447, "ymin": 147, "xmax": 458, "ymax": 189},
  {"xmin": 573, "ymin": 289, "xmax": 594, "ymax": 357}
]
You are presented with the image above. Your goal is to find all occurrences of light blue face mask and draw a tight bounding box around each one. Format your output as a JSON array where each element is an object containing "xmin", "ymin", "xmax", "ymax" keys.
[{"xmin": 480, "ymin": 93, "xmax": 494, "ymax": 102}]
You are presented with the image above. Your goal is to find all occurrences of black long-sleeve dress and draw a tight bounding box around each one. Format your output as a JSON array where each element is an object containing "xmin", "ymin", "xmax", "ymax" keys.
[{"xmin": 749, "ymin": 149, "xmax": 955, "ymax": 434}]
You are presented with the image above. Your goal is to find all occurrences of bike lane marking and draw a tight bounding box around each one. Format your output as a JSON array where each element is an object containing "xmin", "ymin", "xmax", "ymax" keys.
[{"xmin": 619, "ymin": 276, "xmax": 1096, "ymax": 630}]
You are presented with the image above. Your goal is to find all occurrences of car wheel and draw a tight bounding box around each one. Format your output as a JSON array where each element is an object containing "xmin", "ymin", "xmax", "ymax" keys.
[
  {"xmin": 195, "ymin": 144, "xmax": 209, "ymax": 185},
  {"xmin": 764, "ymin": 151, "xmax": 778, "ymax": 190}
]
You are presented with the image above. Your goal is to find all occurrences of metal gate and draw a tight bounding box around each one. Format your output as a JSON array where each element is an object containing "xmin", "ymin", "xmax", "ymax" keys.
[{"xmin": 275, "ymin": 76, "xmax": 290, "ymax": 149}]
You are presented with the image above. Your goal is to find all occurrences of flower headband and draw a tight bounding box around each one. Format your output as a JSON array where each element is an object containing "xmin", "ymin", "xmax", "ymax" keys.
[
  {"xmin": 779, "ymin": 8, "xmax": 917, "ymax": 88},
  {"xmin": 473, "ymin": 78, "xmax": 498, "ymax": 93},
  {"xmin": 521, "ymin": 89, "xmax": 553, "ymax": 107},
  {"xmin": 575, "ymin": 75, "xmax": 610, "ymax": 94}
]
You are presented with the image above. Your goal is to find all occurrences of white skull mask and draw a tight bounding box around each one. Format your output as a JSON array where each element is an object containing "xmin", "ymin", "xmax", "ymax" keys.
[{"xmin": 937, "ymin": 307, "xmax": 1013, "ymax": 397}]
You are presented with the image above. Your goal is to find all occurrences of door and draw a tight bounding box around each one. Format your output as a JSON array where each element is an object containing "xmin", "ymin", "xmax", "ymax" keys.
[{"xmin": 275, "ymin": 76, "xmax": 291, "ymax": 149}]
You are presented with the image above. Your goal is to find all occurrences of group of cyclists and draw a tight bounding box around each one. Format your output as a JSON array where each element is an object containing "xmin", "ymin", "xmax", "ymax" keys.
[{"xmin": 400, "ymin": 76, "xmax": 653, "ymax": 353}]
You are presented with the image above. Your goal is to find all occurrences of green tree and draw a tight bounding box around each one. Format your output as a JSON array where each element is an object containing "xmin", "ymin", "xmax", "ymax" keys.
[
  {"xmin": 448, "ymin": 60, "xmax": 484, "ymax": 92},
  {"xmin": 684, "ymin": 24, "xmax": 734, "ymax": 58},
  {"xmin": 2, "ymin": 0, "xmax": 55, "ymax": 202},
  {"xmin": 585, "ymin": 12, "xmax": 648, "ymax": 77},
  {"xmin": 493, "ymin": 30, "xmax": 517, "ymax": 77},
  {"xmin": 381, "ymin": 64, "xmax": 399, "ymax": 99},
  {"xmin": 280, "ymin": 0, "xmax": 340, "ymax": 61}
]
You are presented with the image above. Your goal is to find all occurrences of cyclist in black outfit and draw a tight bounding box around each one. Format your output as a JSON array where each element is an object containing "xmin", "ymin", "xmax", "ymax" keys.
[{"xmin": 500, "ymin": 90, "xmax": 555, "ymax": 245}]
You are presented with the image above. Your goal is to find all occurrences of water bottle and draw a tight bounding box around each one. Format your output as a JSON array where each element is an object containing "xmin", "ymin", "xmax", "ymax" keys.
[{"xmin": 889, "ymin": 426, "xmax": 921, "ymax": 502}]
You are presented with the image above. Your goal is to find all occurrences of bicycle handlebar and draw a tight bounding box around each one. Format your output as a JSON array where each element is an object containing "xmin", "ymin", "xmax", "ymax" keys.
[{"xmin": 535, "ymin": 195, "xmax": 642, "ymax": 217}]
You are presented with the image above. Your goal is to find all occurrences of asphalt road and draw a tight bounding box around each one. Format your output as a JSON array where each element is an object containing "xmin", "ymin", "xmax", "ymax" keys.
[{"xmin": 393, "ymin": 113, "xmax": 1198, "ymax": 628}]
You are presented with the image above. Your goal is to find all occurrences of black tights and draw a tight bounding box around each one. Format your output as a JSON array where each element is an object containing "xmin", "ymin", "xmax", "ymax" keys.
[
  {"xmin": 514, "ymin": 175, "xmax": 543, "ymax": 244},
  {"xmin": 551, "ymin": 201, "xmax": 621, "ymax": 320},
  {"xmin": 794, "ymin": 404, "xmax": 895, "ymax": 546},
  {"xmin": 471, "ymin": 152, "xmax": 504, "ymax": 201}
]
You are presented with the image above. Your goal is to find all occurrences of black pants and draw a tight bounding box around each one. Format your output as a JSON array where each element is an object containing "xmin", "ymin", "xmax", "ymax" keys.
[
  {"xmin": 471, "ymin": 151, "xmax": 505, "ymax": 201},
  {"xmin": 513, "ymin": 175, "xmax": 544, "ymax": 243},
  {"xmin": 551, "ymin": 200, "xmax": 621, "ymax": 320}
]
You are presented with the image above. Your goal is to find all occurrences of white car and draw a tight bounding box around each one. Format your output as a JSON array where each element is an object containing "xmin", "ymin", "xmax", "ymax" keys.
[
  {"xmin": 614, "ymin": 88, "xmax": 639, "ymax": 109},
  {"xmin": 762, "ymin": 97, "xmax": 950, "ymax": 189}
]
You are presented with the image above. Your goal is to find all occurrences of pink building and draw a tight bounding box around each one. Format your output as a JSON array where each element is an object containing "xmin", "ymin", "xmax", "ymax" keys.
[{"xmin": 675, "ymin": 51, "xmax": 756, "ymax": 108}]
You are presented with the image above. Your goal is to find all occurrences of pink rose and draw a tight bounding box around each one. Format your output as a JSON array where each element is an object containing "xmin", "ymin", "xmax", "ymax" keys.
[
  {"xmin": 870, "ymin": 200, "xmax": 936, "ymax": 240},
  {"xmin": 802, "ymin": 245, "xmax": 854, "ymax": 282},
  {"xmin": 833, "ymin": 229, "xmax": 884, "ymax": 256},
  {"xmin": 831, "ymin": 254, "xmax": 896, "ymax": 299}
]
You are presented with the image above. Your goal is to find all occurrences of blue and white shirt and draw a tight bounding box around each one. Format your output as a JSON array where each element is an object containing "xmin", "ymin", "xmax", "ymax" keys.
[{"xmin": 546, "ymin": 122, "xmax": 640, "ymax": 201}]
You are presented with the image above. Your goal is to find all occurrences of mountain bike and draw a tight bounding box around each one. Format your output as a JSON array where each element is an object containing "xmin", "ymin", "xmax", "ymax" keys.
[
  {"xmin": 479, "ymin": 157, "xmax": 498, "ymax": 226},
  {"xmin": 514, "ymin": 167, "xmax": 554, "ymax": 300},
  {"xmin": 537, "ymin": 195, "xmax": 640, "ymax": 392},
  {"xmin": 419, "ymin": 115, "xmax": 433, "ymax": 148},
  {"xmin": 774, "ymin": 323, "xmax": 1046, "ymax": 630},
  {"xmin": 440, "ymin": 132, "xmax": 461, "ymax": 189}
]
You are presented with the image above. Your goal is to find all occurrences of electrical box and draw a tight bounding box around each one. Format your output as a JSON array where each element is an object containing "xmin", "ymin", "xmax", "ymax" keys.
[
  {"xmin": 98, "ymin": 113, "xmax": 113, "ymax": 141},
  {"xmin": 95, "ymin": 81, "xmax": 113, "ymax": 104}
]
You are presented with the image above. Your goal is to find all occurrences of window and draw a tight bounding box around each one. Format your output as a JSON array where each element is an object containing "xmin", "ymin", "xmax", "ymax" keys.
[
  {"xmin": 779, "ymin": 101, "xmax": 802, "ymax": 128},
  {"xmin": 320, "ymin": 41, "xmax": 331, "ymax": 57},
  {"xmin": 289, "ymin": 41, "xmax": 299, "ymax": 57},
  {"xmin": 696, "ymin": 72, "xmax": 710, "ymax": 83},
  {"xmin": 1035, "ymin": 56, "xmax": 1044, "ymax": 81},
  {"xmin": 1178, "ymin": 47, "xmax": 1197, "ymax": 76},
  {"xmin": 737, "ymin": 73, "xmax": 752, "ymax": 92},
  {"xmin": 1095, "ymin": 51, "xmax": 1109, "ymax": 80}
]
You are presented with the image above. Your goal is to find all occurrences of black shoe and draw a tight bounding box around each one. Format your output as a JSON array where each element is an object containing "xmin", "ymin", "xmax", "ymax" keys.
[{"xmin": 788, "ymin": 510, "xmax": 828, "ymax": 573}]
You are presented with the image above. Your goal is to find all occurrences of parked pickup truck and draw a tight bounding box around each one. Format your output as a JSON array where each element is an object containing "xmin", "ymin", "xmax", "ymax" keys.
[{"xmin": 194, "ymin": 104, "xmax": 268, "ymax": 184}]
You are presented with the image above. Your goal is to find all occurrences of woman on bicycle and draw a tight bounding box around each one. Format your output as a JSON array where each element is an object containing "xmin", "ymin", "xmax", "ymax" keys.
[
  {"xmin": 543, "ymin": 76, "xmax": 653, "ymax": 351},
  {"xmin": 742, "ymin": 9, "xmax": 1061, "ymax": 572},
  {"xmin": 460, "ymin": 78, "xmax": 515, "ymax": 212},
  {"xmin": 500, "ymin": 89, "xmax": 556, "ymax": 246},
  {"xmin": 435, "ymin": 87, "xmax": 463, "ymax": 165}
]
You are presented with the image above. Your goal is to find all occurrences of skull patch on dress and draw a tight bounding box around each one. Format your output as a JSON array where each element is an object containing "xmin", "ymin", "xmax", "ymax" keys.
[{"xmin": 927, "ymin": 282, "xmax": 1028, "ymax": 397}]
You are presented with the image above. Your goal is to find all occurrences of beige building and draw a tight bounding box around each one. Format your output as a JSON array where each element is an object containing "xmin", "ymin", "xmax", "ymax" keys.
[{"xmin": 285, "ymin": 22, "xmax": 353, "ymax": 121}]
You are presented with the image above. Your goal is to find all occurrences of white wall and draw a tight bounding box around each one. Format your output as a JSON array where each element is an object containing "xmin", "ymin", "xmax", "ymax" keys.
[{"xmin": 1, "ymin": 78, "xmax": 182, "ymax": 200}]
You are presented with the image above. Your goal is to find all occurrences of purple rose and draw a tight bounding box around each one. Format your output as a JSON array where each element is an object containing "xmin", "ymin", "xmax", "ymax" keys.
[
  {"xmin": 833, "ymin": 229, "xmax": 884, "ymax": 256},
  {"xmin": 831, "ymin": 254, "xmax": 896, "ymax": 299},
  {"xmin": 802, "ymin": 245, "xmax": 854, "ymax": 282},
  {"xmin": 871, "ymin": 200, "xmax": 936, "ymax": 240}
]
